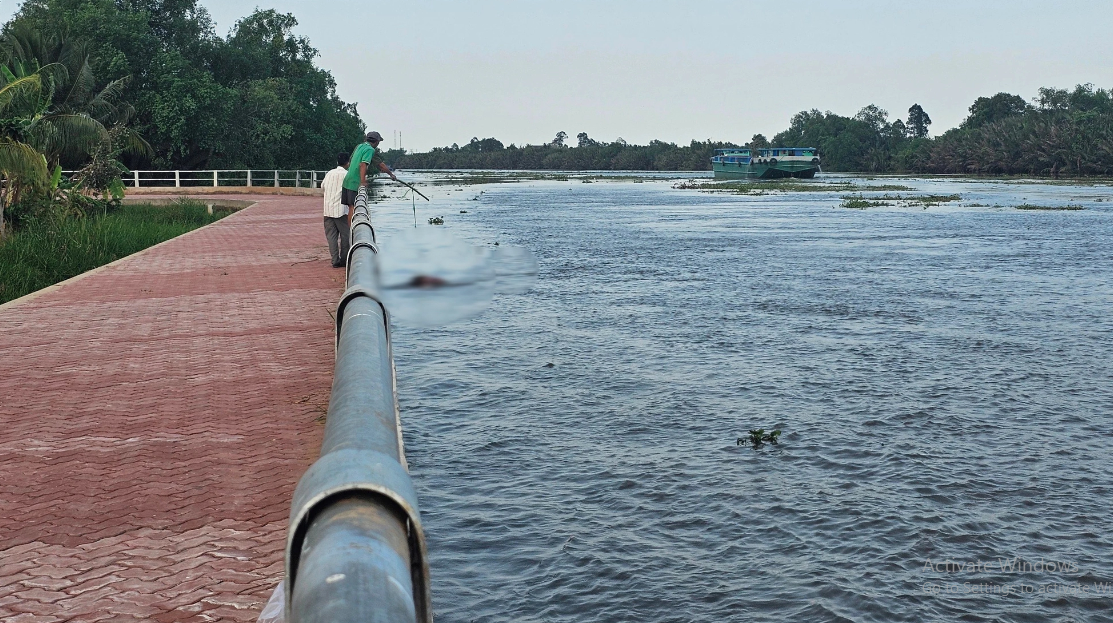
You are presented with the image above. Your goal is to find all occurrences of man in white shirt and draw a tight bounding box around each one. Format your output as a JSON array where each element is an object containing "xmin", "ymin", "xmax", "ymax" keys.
[{"xmin": 321, "ymin": 153, "xmax": 350, "ymax": 268}]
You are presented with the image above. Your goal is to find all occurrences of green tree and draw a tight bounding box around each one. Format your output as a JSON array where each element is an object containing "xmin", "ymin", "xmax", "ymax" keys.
[
  {"xmin": 576, "ymin": 132, "xmax": 598, "ymax": 148},
  {"xmin": 889, "ymin": 119, "xmax": 907, "ymax": 139},
  {"xmin": 1, "ymin": 24, "xmax": 149, "ymax": 168},
  {"xmin": 0, "ymin": 73, "xmax": 50, "ymax": 237},
  {"xmin": 5, "ymin": 1, "xmax": 363, "ymax": 169},
  {"xmin": 963, "ymin": 92, "xmax": 1029, "ymax": 128},
  {"xmin": 855, "ymin": 104, "xmax": 890, "ymax": 133},
  {"xmin": 906, "ymin": 103, "xmax": 932, "ymax": 138},
  {"xmin": 551, "ymin": 131, "xmax": 567, "ymax": 147},
  {"xmin": 748, "ymin": 133, "xmax": 769, "ymax": 148}
]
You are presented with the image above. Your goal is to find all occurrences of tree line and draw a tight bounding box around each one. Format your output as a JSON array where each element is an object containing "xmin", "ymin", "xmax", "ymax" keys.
[
  {"xmin": 384, "ymin": 133, "xmax": 729, "ymax": 171},
  {"xmin": 389, "ymin": 86, "xmax": 1113, "ymax": 177},
  {"xmin": 0, "ymin": 0, "xmax": 365, "ymax": 237},
  {"xmin": 773, "ymin": 86, "xmax": 1113, "ymax": 176},
  {"xmin": 4, "ymin": 0, "xmax": 364, "ymax": 171}
]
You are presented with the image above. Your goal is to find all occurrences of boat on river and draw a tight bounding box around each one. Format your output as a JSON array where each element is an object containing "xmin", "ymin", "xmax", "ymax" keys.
[{"xmin": 712, "ymin": 147, "xmax": 820, "ymax": 179}]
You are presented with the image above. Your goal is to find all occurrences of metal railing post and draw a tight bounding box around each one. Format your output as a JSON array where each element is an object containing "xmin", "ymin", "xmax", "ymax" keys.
[
  {"xmin": 175, "ymin": 170, "xmax": 180, "ymax": 188},
  {"xmin": 133, "ymin": 170, "xmax": 140, "ymax": 188},
  {"xmin": 274, "ymin": 170, "xmax": 279, "ymax": 188},
  {"xmin": 214, "ymin": 171, "xmax": 219, "ymax": 187},
  {"xmin": 285, "ymin": 184, "xmax": 430, "ymax": 623},
  {"xmin": 247, "ymin": 170, "xmax": 252, "ymax": 187},
  {"xmin": 312, "ymin": 171, "xmax": 317, "ymax": 188}
]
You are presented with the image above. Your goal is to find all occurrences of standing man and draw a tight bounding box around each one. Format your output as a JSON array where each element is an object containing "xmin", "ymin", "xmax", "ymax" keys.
[
  {"xmin": 321, "ymin": 153, "xmax": 350, "ymax": 268},
  {"xmin": 342, "ymin": 130, "xmax": 398, "ymax": 225}
]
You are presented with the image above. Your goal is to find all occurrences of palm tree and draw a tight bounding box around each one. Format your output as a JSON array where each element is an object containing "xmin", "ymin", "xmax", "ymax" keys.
[
  {"xmin": 0, "ymin": 27, "xmax": 151, "ymax": 236},
  {"xmin": 0, "ymin": 73, "xmax": 50, "ymax": 238},
  {"xmin": 2, "ymin": 25, "xmax": 149, "ymax": 168}
]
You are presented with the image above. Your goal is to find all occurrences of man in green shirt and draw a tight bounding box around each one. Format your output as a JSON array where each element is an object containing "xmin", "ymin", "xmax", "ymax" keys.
[{"xmin": 343, "ymin": 130, "xmax": 397, "ymax": 224}]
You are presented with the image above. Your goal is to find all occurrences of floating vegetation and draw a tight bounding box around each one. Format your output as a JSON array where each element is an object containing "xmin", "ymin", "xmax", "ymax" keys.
[
  {"xmin": 738, "ymin": 429, "xmax": 782, "ymax": 448},
  {"xmin": 840, "ymin": 193, "xmax": 961, "ymax": 209},
  {"xmin": 428, "ymin": 216, "xmax": 445, "ymax": 225},
  {"xmin": 1015, "ymin": 204, "xmax": 1085, "ymax": 211},
  {"xmin": 862, "ymin": 184, "xmax": 918, "ymax": 192},
  {"xmin": 677, "ymin": 180, "xmax": 858, "ymax": 195},
  {"xmin": 459, "ymin": 210, "xmax": 468, "ymax": 213},
  {"xmin": 841, "ymin": 195, "xmax": 892, "ymax": 209},
  {"xmin": 914, "ymin": 194, "xmax": 962, "ymax": 204},
  {"xmin": 675, "ymin": 179, "xmax": 914, "ymax": 195},
  {"xmin": 998, "ymin": 178, "xmax": 1113, "ymax": 187}
]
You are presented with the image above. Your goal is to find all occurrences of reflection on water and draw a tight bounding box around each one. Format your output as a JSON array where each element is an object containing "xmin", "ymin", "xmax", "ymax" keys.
[{"xmin": 369, "ymin": 174, "xmax": 1113, "ymax": 623}]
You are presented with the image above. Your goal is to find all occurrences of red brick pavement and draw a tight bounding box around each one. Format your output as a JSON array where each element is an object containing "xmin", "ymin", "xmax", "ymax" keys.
[{"xmin": 0, "ymin": 196, "xmax": 343, "ymax": 622}]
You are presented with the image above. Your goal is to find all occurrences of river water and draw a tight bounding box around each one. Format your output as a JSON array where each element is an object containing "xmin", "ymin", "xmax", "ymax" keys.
[{"xmin": 369, "ymin": 173, "xmax": 1113, "ymax": 623}]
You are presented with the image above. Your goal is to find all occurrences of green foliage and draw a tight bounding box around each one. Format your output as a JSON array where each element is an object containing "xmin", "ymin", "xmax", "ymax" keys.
[
  {"xmin": 770, "ymin": 84, "xmax": 1113, "ymax": 176},
  {"xmin": 737, "ymin": 429, "xmax": 782, "ymax": 447},
  {"xmin": 963, "ymin": 92, "xmax": 1030, "ymax": 129},
  {"xmin": 0, "ymin": 24, "xmax": 153, "ymax": 237},
  {"xmin": 906, "ymin": 103, "xmax": 931, "ymax": 139},
  {"xmin": 773, "ymin": 107, "xmax": 902, "ymax": 172},
  {"xmin": 0, "ymin": 199, "xmax": 230, "ymax": 303},
  {"xmin": 838, "ymin": 193, "xmax": 960, "ymax": 209},
  {"xmin": 925, "ymin": 85, "xmax": 1113, "ymax": 176},
  {"xmin": 840, "ymin": 196, "xmax": 890, "ymax": 209},
  {"xmin": 5, "ymin": 1, "xmax": 364, "ymax": 170}
]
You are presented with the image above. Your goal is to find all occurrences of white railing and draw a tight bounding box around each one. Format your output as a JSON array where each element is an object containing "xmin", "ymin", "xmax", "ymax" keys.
[{"xmin": 65, "ymin": 170, "xmax": 334, "ymax": 189}]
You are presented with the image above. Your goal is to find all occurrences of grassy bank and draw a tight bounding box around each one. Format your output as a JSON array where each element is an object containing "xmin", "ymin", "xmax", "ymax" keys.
[{"xmin": 0, "ymin": 201, "xmax": 233, "ymax": 304}]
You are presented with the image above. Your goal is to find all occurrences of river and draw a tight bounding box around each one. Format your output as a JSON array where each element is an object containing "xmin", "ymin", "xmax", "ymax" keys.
[{"xmin": 369, "ymin": 173, "xmax": 1113, "ymax": 623}]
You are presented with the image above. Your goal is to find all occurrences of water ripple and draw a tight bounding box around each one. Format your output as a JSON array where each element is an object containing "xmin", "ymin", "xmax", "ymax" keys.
[{"xmin": 376, "ymin": 175, "xmax": 1113, "ymax": 622}]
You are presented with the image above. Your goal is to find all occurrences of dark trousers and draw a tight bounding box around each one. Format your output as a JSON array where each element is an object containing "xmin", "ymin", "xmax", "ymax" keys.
[{"xmin": 323, "ymin": 216, "xmax": 350, "ymax": 266}]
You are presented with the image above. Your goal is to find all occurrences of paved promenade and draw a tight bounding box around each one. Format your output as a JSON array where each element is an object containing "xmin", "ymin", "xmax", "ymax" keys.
[{"xmin": 0, "ymin": 196, "xmax": 341, "ymax": 622}]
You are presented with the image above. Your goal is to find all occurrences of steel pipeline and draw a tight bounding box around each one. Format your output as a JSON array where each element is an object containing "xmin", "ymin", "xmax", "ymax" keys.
[{"xmin": 285, "ymin": 186, "xmax": 431, "ymax": 622}]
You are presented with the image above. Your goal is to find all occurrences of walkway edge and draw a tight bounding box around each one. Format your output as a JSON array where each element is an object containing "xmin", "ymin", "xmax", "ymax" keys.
[{"xmin": 0, "ymin": 200, "xmax": 258, "ymax": 313}]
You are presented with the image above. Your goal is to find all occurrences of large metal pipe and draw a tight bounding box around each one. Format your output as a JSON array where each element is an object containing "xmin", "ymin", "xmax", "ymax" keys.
[{"xmin": 286, "ymin": 186, "xmax": 431, "ymax": 622}]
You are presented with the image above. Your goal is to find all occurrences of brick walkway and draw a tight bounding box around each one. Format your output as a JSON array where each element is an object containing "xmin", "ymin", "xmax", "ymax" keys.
[{"xmin": 0, "ymin": 196, "xmax": 343, "ymax": 622}]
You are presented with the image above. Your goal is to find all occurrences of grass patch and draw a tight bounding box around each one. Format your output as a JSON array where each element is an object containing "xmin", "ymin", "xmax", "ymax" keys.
[
  {"xmin": 1015, "ymin": 204, "xmax": 1086, "ymax": 211},
  {"xmin": 0, "ymin": 200, "xmax": 233, "ymax": 304}
]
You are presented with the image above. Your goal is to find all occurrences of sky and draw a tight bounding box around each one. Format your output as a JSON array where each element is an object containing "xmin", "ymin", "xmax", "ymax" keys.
[{"xmin": 3, "ymin": 0, "xmax": 1113, "ymax": 151}]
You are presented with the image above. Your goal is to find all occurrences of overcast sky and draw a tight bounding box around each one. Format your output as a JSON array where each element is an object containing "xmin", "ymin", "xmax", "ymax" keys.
[{"xmin": 3, "ymin": 0, "xmax": 1112, "ymax": 150}]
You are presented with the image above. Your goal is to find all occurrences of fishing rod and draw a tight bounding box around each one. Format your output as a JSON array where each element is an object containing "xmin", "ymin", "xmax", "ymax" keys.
[
  {"xmin": 391, "ymin": 176, "xmax": 430, "ymax": 202},
  {"xmin": 385, "ymin": 173, "xmax": 429, "ymax": 227}
]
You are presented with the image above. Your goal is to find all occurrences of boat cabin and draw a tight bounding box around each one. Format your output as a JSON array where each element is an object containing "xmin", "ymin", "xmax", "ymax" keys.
[
  {"xmin": 711, "ymin": 148, "xmax": 752, "ymax": 164},
  {"xmin": 756, "ymin": 148, "xmax": 816, "ymax": 158}
]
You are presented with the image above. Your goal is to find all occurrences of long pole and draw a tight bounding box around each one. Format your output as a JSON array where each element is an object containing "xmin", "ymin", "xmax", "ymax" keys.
[{"xmin": 393, "ymin": 177, "xmax": 430, "ymax": 202}]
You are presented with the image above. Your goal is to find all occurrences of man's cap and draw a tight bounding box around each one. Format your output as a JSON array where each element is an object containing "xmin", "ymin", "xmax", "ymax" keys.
[{"xmin": 366, "ymin": 131, "xmax": 384, "ymax": 142}]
